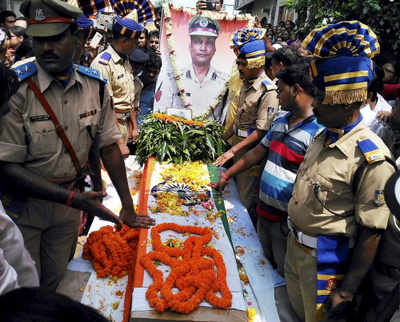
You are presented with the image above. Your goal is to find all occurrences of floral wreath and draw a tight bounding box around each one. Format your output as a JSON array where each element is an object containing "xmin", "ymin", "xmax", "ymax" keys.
[
  {"xmin": 162, "ymin": 3, "xmax": 254, "ymax": 120},
  {"xmin": 151, "ymin": 182, "xmax": 211, "ymax": 206}
]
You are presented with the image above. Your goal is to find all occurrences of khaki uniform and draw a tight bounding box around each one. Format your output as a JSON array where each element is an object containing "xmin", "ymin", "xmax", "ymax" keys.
[
  {"xmin": 0, "ymin": 61, "xmax": 120, "ymax": 290},
  {"xmin": 285, "ymin": 123, "xmax": 394, "ymax": 321},
  {"xmin": 223, "ymin": 70, "xmax": 243, "ymax": 143},
  {"xmin": 232, "ymin": 71, "xmax": 279, "ymax": 211},
  {"xmin": 91, "ymin": 45, "xmax": 135, "ymax": 143}
]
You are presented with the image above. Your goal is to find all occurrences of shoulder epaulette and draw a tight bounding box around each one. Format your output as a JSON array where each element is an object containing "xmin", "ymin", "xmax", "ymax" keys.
[
  {"xmin": 262, "ymin": 79, "xmax": 276, "ymax": 90},
  {"xmin": 99, "ymin": 52, "xmax": 111, "ymax": 65},
  {"xmin": 12, "ymin": 61, "xmax": 37, "ymax": 82},
  {"xmin": 76, "ymin": 65, "xmax": 107, "ymax": 84},
  {"xmin": 358, "ymin": 138, "xmax": 386, "ymax": 164}
]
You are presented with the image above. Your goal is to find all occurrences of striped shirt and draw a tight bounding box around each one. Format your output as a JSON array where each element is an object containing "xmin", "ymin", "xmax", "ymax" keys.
[{"xmin": 258, "ymin": 111, "xmax": 324, "ymax": 221}]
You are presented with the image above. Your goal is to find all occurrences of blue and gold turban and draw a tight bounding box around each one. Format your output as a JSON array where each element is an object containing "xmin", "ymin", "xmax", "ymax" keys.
[
  {"xmin": 113, "ymin": 15, "xmax": 143, "ymax": 39},
  {"xmin": 231, "ymin": 28, "xmax": 266, "ymax": 69},
  {"xmin": 111, "ymin": 0, "xmax": 156, "ymax": 24},
  {"xmin": 302, "ymin": 21, "xmax": 380, "ymax": 105},
  {"xmin": 76, "ymin": 0, "xmax": 106, "ymax": 17}
]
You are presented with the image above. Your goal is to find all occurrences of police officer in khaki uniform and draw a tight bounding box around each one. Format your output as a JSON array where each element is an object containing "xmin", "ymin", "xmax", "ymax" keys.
[
  {"xmin": 91, "ymin": 16, "xmax": 141, "ymax": 157},
  {"xmin": 0, "ymin": 0, "xmax": 154, "ymax": 291},
  {"xmin": 285, "ymin": 21, "xmax": 395, "ymax": 321},
  {"xmin": 215, "ymin": 28, "xmax": 279, "ymax": 215},
  {"xmin": 155, "ymin": 15, "xmax": 228, "ymax": 119}
]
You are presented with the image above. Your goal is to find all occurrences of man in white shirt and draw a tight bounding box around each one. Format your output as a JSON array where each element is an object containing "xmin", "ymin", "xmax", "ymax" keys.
[{"xmin": 0, "ymin": 201, "xmax": 39, "ymax": 294}]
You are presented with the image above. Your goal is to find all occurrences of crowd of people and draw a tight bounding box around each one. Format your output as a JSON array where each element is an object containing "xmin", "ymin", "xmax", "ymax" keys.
[{"xmin": 0, "ymin": 0, "xmax": 400, "ymax": 321}]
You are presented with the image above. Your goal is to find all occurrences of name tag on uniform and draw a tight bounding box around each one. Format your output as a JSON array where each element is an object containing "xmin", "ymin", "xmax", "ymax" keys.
[
  {"xmin": 117, "ymin": 74, "xmax": 124, "ymax": 79},
  {"xmin": 79, "ymin": 110, "xmax": 97, "ymax": 119},
  {"xmin": 30, "ymin": 115, "xmax": 51, "ymax": 122}
]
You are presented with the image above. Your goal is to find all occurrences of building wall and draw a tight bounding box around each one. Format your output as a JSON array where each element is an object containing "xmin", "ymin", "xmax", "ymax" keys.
[
  {"xmin": 237, "ymin": 0, "xmax": 296, "ymax": 26},
  {"xmin": 252, "ymin": 0, "xmax": 274, "ymax": 23},
  {"xmin": 1, "ymin": 0, "xmax": 24, "ymax": 16}
]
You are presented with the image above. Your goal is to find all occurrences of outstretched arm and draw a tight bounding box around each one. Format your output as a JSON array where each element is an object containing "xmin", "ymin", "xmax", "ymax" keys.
[
  {"xmin": 0, "ymin": 162, "xmax": 122, "ymax": 228},
  {"xmin": 100, "ymin": 143, "xmax": 155, "ymax": 228}
]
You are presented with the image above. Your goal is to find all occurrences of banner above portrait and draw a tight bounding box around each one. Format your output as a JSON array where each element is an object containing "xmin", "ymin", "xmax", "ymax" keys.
[{"xmin": 154, "ymin": 4, "xmax": 253, "ymax": 120}]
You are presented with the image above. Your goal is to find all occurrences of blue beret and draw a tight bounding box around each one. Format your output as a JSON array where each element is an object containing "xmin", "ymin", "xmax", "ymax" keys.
[{"xmin": 113, "ymin": 15, "xmax": 143, "ymax": 39}]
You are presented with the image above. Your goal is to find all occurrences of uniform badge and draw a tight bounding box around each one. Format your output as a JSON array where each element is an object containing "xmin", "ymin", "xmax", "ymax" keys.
[
  {"xmin": 267, "ymin": 107, "xmax": 274, "ymax": 115},
  {"xmin": 374, "ymin": 190, "xmax": 385, "ymax": 206},
  {"xmin": 35, "ymin": 8, "xmax": 46, "ymax": 21},
  {"xmin": 325, "ymin": 278, "xmax": 337, "ymax": 292},
  {"xmin": 199, "ymin": 18, "xmax": 209, "ymax": 28},
  {"xmin": 30, "ymin": 115, "xmax": 51, "ymax": 122}
]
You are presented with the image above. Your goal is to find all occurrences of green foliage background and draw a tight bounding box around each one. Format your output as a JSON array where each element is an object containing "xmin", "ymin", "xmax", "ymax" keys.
[{"xmin": 285, "ymin": 0, "xmax": 400, "ymax": 57}]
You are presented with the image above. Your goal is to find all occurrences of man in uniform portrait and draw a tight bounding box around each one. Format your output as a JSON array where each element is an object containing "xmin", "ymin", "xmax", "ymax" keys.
[{"xmin": 156, "ymin": 15, "xmax": 228, "ymax": 119}]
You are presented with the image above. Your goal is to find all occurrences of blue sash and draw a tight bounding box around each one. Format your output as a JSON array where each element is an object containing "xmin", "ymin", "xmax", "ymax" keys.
[{"xmin": 315, "ymin": 235, "xmax": 350, "ymax": 320}]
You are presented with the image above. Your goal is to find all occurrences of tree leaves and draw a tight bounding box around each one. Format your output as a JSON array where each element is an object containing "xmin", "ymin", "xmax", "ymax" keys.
[
  {"xmin": 136, "ymin": 114, "xmax": 228, "ymax": 165},
  {"xmin": 287, "ymin": 0, "xmax": 400, "ymax": 57}
]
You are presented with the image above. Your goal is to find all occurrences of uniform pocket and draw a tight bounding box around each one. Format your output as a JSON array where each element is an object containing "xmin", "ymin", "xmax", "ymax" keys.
[
  {"xmin": 29, "ymin": 122, "xmax": 58, "ymax": 158},
  {"xmin": 292, "ymin": 174, "xmax": 329, "ymax": 214},
  {"xmin": 78, "ymin": 110, "xmax": 99, "ymax": 151}
]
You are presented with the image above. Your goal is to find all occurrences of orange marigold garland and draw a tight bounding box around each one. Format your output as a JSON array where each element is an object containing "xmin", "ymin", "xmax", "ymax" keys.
[
  {"xmin": 83, "ymin": 225, "xmax": 140, "ymax": 278},
  {"xmin": 140, "ymin": 222, "xmax": 232, "ymax": 314}
]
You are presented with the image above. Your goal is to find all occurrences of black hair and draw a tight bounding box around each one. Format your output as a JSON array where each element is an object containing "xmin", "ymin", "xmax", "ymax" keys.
[
  {"xmin": 145, "ymin": 51, "xmax": 162, "ymax": 70},
  {"xmin": 0, "ymin": 10, "xmax": 16, "ymax": 24},
  {"xmin": 149, "ymin": 30, "xmax": 159, "ymax": 39},
  {"xmin": 139, "ymin": 28, "xmax": 149, "ymax": 39},
  {"xmin": 265, "ymin": 52, "xmax": 273, "ymax": 70},
  {"xmin": 271, "ymin": 46, "xmax": 298, "ymax": 67},
  {"xmin": 237, "ymin": 52, "xmax": 246, "ymax": 60},
  {"xmin": 0, "ymin": 287, "xmax": 109, "ymax": 322},
  {"xmin": 296, "ymin": 29, "xmax": 307, "ymax": 41},
  {"xmin": 276, "ymin": 62, "xmax": 316, "ymax": 97},
  {"xmin": 0, "ymin": 62, "xmax": 19, "ymax": 117},
  {"xmin": 368, "ymin": 65, "xmax": 384, "ymax": 102},
  {"xmin": 14, "ymin": 37, "xmax": 33, "ymax": 62},
  {"xmin": 260, "ymin": 17, "xmax": 268, "ymax": 28}
]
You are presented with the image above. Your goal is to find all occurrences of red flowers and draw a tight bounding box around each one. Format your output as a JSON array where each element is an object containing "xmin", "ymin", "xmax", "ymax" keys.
[
  {"xmin": 140, "ymin": 223, "xmax": 232, "ymax": 314},
  {"xmin": 83, "ymin": 225, "xmax": 140, "ymax": 278}
]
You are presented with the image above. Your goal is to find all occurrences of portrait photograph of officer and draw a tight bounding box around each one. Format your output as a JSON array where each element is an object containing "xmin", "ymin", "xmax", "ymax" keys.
[
  {"xmin": 176, "ymin": 15, "xmax": 228, "ymax": 116},
  {"xmin": 154, "ymin": 9, "xmax": 249, "ymax": 119}
]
